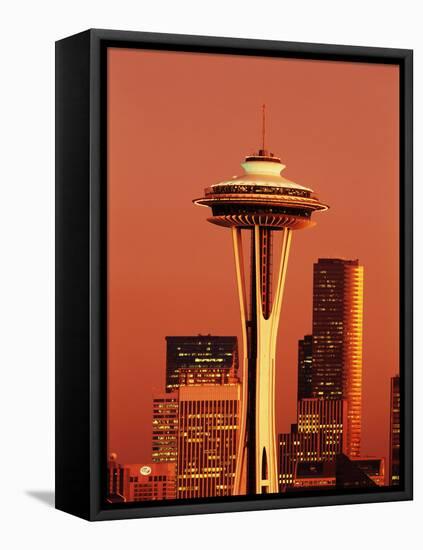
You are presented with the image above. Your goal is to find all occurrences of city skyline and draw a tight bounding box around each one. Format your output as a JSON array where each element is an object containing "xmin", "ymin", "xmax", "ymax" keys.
[
  {"xmin": 107, "ymin": 48, "xmax": 399, "ymax": 486},
  {"xmin": 107, "ymin": 254, "xmax": 399, "ymax": 501},
  {"xmin": 108, "ymin": 258, "xmax": 397, "ymax": 471},
  {"xmin": 107, "ymin": 270, "xmax": 397, "ymax": 501}
]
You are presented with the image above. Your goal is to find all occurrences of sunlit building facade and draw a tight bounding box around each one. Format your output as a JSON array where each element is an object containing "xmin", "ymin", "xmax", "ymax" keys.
[
  {"xmin": 389, "ymin": 375, "xmax": 400, "ymax": 486},
  {"xmin": 312, "ymin": 258, "xmax": 364, "ymax": 457},
  {"xmin": 152, "ymin": 393, "xmax": 178, "ymax": 463},
  {"xmin": 177, "ymin": 384, "xmax": 240, "ymax": 498},
  {"xmin": 165, "ymin": 335, "xmax": 238, "ymax": 393}
]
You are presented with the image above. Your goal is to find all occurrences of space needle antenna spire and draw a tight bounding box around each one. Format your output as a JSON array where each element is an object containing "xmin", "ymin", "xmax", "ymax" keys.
[{"xmin": 261, "ymin": 103, "xmax": 266, "ymax": 153}]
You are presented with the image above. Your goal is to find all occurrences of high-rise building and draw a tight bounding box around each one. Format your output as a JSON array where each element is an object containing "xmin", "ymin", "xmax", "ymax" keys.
[
  {"xmin": 165, "ymin": 335, "xmax": 238, "ymax": 393},
  {"xmin": 177, "ymin": 384, "xmax": 240, "ymax": 499},
  {"xmin": 126, "ymin": 463, "xmax": 176, "ymax": 502},
  {"xmin": 278, "ymin": 398, "xmax": 347, "ymax": 490},
  {"xmin": 152, "ymin": 393, "xmax": 178, "ymax": 463},
  {"xmin": 278, "ymin": 428, "xmax": 301, "ymax": 489},
  {"xmin": 194, "ymin": 127, "xmax": 328, "ymax": 494},
  {"xmin": 312, "ymin": 258, "xmax": 364, "ymax": 457},
  {"xmin": 297, "ymin": 398, "xmax": 347, "ymax": 460},
  {"xmin": 389, "ymin": 375, "xmax": 400, "ymax": 486},
  {"xmin": 297, "ymin": 335, "xmax": 313, "ymax": 400}
]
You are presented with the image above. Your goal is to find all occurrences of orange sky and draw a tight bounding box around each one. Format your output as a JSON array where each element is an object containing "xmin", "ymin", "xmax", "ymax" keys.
[{"xmin": 107, "ymin": 47, "xmax": 399, "ymax": 472}]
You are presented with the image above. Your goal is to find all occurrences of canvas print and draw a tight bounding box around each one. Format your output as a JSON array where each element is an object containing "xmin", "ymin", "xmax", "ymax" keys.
[{"xmin": 106, "ymin": 48, "xmax": 400, "ymax": 504}]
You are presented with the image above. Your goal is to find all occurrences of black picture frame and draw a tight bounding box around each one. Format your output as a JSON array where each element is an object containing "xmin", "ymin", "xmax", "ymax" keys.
[{"xmin": 55, "ymin": 28, "xmax": 413, "ymax": 521}]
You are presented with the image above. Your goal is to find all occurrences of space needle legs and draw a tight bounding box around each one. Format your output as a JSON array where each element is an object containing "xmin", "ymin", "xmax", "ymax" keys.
[{"xmin": 232, "ymin": 225, "xmax": 292, "ymax": 495}]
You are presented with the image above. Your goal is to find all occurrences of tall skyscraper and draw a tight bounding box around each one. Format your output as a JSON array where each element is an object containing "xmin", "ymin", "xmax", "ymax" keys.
[
  {"xmin": 152, "ymin": 393, "xmax": 178, "ymax": 463},
  {"xmin": 165, "ymin": 335, "xmax": 238, "ymax": 393},
  {"xmin": 312, "ymin": 258, "xmax": 364, "ymax": 457},
  {"xmin": 389, "ymin": 375, "xmax": 400, "ymax": 486},
  {"xmin": 194, "ymin": 121, "xmax": 328, "ymax": 494},
  {"xmin": 177, "ymin": 384, "xmax": 240, "ymax": 499},
  {"xmin": 297, "ymin": 335, "xmax": 313, "ymax": 400}
]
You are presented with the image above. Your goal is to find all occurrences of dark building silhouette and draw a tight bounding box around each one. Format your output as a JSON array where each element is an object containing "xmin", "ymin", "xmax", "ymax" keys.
[
  {"xmin": 294, "ymin": 460, "xmax": 336, "ymax": 488},
  {"xmin": 389, "ymin": 375, "xmax": 400, "ymax": 486},
  {"xmin": 165, "ymin": 335, "xmax": 238, "ymax": 392},
  {"xmin": 297, "ymin": 335, "xmax": 313, "ymax": 400},
  {"xmin": 312, "ymin": 258, "xmax": 363, "ymax": 457},
  {"xmin": 348, "ymin": 457, "xmax": 385, "ymax": 486},
  {"xmin": 335, "ymin": 454, "xmax": 379, "ymax": 488},
  {"xmin": 285, "ymin": 455, "xmax": 384, "ymax": 490},
  {"xmin": 107, "ymin": 454, "xmax": 130, "ymax": 503}
]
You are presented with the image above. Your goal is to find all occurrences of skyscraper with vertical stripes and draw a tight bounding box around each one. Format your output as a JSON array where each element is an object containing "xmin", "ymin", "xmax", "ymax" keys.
[{"xmin": 312, "ymin": 258, "xmax": 364, "ymax": 457}]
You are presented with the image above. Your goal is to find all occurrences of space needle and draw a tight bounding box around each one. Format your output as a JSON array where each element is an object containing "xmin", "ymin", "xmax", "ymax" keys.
[{"xmin": 194, "ymin": 107, "xmax": 328, "ymax": 495}]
